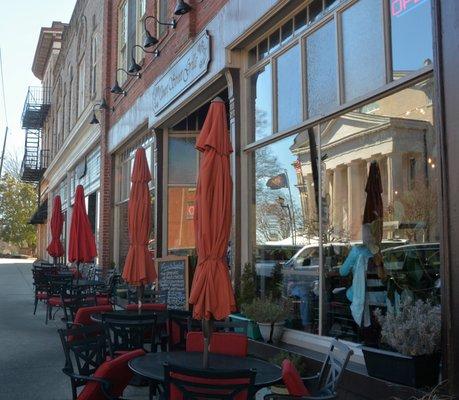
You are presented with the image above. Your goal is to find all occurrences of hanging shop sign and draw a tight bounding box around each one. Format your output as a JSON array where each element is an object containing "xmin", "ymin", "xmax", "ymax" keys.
[{"xmin": 152, "ymin": 31, "xmax": 210, "ymax": 115}]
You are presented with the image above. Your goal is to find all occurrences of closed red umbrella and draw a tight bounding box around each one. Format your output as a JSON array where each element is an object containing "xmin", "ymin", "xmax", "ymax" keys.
[
  {"xmin": 47, "ymin": 195, "xmax": 65, "ymax": 262},
  {"xmin": 363, "ymin": 160, "xmax": 384, "ymax": 241},
  {"xmin": 189, "ymin": 98, "xmax": 236, "ymax": 366},
  {"xmin": 68, "ymin": 185, "xmax": 97, "ymax": 265},
  {"xmin": 122, "ymin": 147, "xmax": 156, "ymax": 290}
]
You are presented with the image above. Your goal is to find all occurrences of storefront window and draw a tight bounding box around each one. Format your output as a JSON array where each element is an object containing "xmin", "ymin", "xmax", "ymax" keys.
[
  {"xmin": 167, "ymin": 136, "xmax": 198, "ymax": 253},
  {"xmin": 277, "ymin": 45, "xmax": 302, "ymax": 131},
  {"xmin": 306, "ymin": 19, "xmax": 337, "ymax": 118},
  {"xmin": 250, "ymin": 65, "xmax": 273, "ymax": 141},
  {"xmin": 342, "ymin": 0, "xmax": 385, "ymax": 101},
  {"xmin": 391, "ymin": 0, "xmax": 433, "ymax": 74},
  {"xmin": 251, "ymin": 77, "xmax": 440, "ymax": 346},
  {"xmin": 247, "ymin": 0, "xmax": 433, "ymax": 145}
]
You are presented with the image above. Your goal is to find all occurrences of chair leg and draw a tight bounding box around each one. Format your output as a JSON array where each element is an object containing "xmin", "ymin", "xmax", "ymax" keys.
[
  {"xmin": 33, "ymin": 297, "xmax": 38, "ymax": 315},
  {"xmin": 45, "ymin": 303, "xmax": 49, "ymax": 324}
]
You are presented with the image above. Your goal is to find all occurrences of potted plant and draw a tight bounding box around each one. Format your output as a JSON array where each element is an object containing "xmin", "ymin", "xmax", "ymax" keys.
[
  {"xmin": 363, "ymin": 299, "xmax": 441, "ymax": 388},
  {"xmin": 242, "ymin": 298, "xmax": 290, "ymax": 343}
]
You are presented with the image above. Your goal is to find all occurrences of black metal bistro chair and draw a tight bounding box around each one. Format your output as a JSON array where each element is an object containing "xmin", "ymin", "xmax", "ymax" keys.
[
  {"xmin": 58, "ymin": 325, "xmax": 144, "ymax": 400},
  {"xmin": 102, "ymin": 312, "xmax": 158, "ymax": 354},
  {"xmin": 163, "ymin": 363, "xmax": 257, "ymax": 400},
  {"xmin": 45, "ymin": 273, "xmax": 74, "ymax": 324}
]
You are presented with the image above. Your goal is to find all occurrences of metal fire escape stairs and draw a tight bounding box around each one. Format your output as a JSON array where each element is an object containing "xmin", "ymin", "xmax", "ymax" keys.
[{"xmin": 20, "ymin": 86, "xmax": 50, "ymax": 182}]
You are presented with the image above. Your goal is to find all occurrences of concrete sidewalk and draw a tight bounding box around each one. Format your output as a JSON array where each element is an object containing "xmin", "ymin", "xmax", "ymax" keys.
[{"xmin": 0, "ymin": 260, "xmax": 148, "ymax": 400}]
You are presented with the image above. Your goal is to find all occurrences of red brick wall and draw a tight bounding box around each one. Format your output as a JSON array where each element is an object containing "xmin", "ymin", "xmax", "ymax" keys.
[
  {"xmin": 99, "ymin": 0, "xmax": 228, "ymax": 267},
  {"xmin": 118, "ymin": 201, "xmax": 130, "ymax": 269}
]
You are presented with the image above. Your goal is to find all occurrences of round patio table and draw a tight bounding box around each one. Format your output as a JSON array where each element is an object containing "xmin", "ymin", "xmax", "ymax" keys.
[
  {"xmin": 90, "ymin": 309, "xmax": 165, "ymax": 324},
  {"xmin": 129, "ymin": 351, "xmax": 282, "ymax": 389}
]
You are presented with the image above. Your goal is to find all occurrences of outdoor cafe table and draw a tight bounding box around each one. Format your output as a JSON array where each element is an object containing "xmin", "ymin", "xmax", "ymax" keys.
[
  {"xmin": 128, "ymin": 352, "xmax": 282, "ymax": 389},
  {"xmin": 90, "ymin": 309, "xmax": 166, "ymax": 324},
  {"xmin": 72, "ymin": 279, "xmax": 106, "ymax": 288}
]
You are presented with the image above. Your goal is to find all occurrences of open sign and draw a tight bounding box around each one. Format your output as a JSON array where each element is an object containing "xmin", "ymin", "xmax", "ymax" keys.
[{"xmin": 391, "ymin": 0, "xmax": 428, "ymax": 17}]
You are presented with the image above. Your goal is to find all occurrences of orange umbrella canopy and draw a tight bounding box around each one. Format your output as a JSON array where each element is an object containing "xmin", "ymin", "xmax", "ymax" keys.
[
  {"xmin": 189, "ymin": 98, "xmax": 236, "ymax": 320},
  {"xmin": 47, "ymin": 195, "xmax": 65, "ymax": 258},
  {"xmin": 122, "ymin": 147, "xmax": 156, "ymax": 286},
  {"xmin": 68, "ymin": 185, "xmax": 97, "ymax": 263}
]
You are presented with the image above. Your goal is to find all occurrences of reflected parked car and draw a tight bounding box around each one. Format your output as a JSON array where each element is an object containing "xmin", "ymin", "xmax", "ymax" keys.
[{"xmin": 382, "ymin": 242, "xmax": 440, "ymax": 304}]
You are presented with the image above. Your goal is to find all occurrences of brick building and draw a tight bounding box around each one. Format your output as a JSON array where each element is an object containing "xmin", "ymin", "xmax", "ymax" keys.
[{"xmin": 22, "ymin": 0, "xmax": 459, "ymax": 396}]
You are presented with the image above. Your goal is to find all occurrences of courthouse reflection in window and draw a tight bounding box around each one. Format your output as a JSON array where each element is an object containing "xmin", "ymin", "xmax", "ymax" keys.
[{"xmin": 253, "ymin": 77, "xmax": 440, "ymax": 344}]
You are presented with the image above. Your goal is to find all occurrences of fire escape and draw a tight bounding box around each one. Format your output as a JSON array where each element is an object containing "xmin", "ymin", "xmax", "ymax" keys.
[{"xmin": 20, "ymin": 86, "xmax": 50, "ymax": 182}]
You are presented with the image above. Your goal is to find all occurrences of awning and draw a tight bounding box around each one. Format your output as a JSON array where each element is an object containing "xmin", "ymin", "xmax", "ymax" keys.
[{"xmin": 29, "ymin": 199, "xmax": 48, "ymax": 225}]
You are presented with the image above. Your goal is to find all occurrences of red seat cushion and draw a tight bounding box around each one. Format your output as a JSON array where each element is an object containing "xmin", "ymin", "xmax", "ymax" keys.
[
  {"xmin": 73, "ymin": 305, "xmax": 114, "ymax": 327},
  {"xmin": 282, "ymin": 359, "xmax": 310, "ymax": 396},
  {"xmin": 125, "ymin": 303, "xmax": 167, "ymax": 312},
  {"xmin": 48, "ymin": 297, "xmax": 63, "ymax": 307},
  {"xmin": 186, "ymin": 332, "xmax": 248, "ymax": 357},
  {"xmin": 77, "ymin": 349, "xmax": 145, "ymax": 400},
  {"xmin": 169, "ymin": 372, "xmax": 251, "ymax": 400},
  {"xmin": 95, "ymin": 295, "xmax": 110, "ymax": 306},
  {"xmin": 36, "ymin": 293, "xmax": 48, "ymax": 300}
]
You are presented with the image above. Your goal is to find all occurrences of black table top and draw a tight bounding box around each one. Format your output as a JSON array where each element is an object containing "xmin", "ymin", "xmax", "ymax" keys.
[
  {"xmin": 72, "ymin": 279, "xmax": 105, "ymax": 287},
  {"xmin": 90, "ymin": 309, "xmax": 165, "ymax": 324},
  {"xmin": 129, "ymin": 352, "xmax": 282, "ymax": 388}
]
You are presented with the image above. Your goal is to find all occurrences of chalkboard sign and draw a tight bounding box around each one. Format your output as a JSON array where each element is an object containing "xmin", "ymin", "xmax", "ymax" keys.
[{"xmin": 155, "ymin": 256, "xmax": 189, "ymax": 310}]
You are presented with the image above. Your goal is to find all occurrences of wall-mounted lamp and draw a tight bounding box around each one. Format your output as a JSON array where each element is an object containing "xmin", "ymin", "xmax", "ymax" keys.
[
  {"xmin": 89, "ymin": 103, "xmax": 104, "ymax": 125},
  {"xmin": 174, "ymin": 0, "xmax": 192, "ymax": 15},
  {"xmin": 110, "ymin": 68, "xmax": 141, "ymax": 95},
  {"xmin": 128, "ymin": 45, "xmax": 160, "ymax": 74},
  {"xmin": 99, "ymin": 86, "xmax": 115, "ymax": 112},
  {"xmin": 143, "ymin": 15, "xmax": 177, "ymax": 48}
]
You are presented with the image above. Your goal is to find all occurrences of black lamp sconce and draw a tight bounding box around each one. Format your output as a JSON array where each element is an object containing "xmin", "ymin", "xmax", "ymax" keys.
[
  {"xmin": 128, "ymin": 44, "xmax": 160, "ymax": 74},
  {"xmin": 99, "ymin": 86, "xmax": 115, "ymax": 112},
  {"xmin": 111, "ymin": 68, "xmax": 141, "ymax": 96},
  {"xmin": 143, "ymin": 15, "xmax": 176, "ymax": 48},
  {"xmin": 89, "ymin": 102, "xmax": 105, "ymax": 125},
  {"xmin": 174, "ymin": 0, "xmax": 192, "ymax": 15}
]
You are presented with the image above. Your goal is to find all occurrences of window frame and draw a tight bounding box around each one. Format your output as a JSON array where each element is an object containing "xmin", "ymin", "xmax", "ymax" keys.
[
  {"xmin": 90, "ymin": 34, "xmax": 98, "ymax": 98},
  {"xmin": 240, "ymin": 0, "xmax": 436, "ymax": 352}
]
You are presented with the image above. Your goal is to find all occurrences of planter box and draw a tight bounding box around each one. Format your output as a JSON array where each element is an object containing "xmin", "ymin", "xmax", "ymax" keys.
[
  {"xmin": 229, "ymin": 313, "xmax": 262, "ymax": 340},
  {"xmin": 362, "ymin": 347, "xmax": 440, "ymax": 388}
]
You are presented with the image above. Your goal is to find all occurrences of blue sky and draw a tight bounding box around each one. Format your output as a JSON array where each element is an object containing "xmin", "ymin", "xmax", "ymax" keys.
[{"xmin": 0, "ymin": 1, "xmax": 76, "ymax": 164}]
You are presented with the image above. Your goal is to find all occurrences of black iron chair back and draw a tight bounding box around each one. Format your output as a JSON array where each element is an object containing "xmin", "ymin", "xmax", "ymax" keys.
[
  {"xmin": 163, "ymin": 363, "xmax": 256, "ymax": 400},
  {"xmin": 58, "ymin": 325, "xmax": 110, "ymax": 400},
  {"xmin": 102, "ymin": 312, "xmax": 158, "ymax": 353},
  {"xmin": 168, "ymin": 309, "xmax": 195, "ymax": 351}
]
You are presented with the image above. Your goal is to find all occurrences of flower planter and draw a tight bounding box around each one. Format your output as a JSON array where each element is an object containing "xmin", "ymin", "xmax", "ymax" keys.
[
  {"xmin": 362, "ymin": 347, "xmax": 440, "ymax": 388},
  {"xmin": 229, "ymin": 313, "xmax": 262, "ymax": 340},
  {"xmin": 258, "ymin": 322, "xmax": 285, "ymax": 344}
]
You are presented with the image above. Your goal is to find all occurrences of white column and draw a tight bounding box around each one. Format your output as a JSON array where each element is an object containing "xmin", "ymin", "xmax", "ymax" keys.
[
  {"xmin": 347, "ymin": 161, "xmax": 365, "ymax": 240},
  {"xmin": 305, "ymin": 173, "xmax": 317, "ymax": 224},
  {"xmin": 387, "ymin": 153, "xmax": 404, "ymax": 205},
  {"xmin": 332, "ymin": 166, "xmax": 346, "ymax": 233}
]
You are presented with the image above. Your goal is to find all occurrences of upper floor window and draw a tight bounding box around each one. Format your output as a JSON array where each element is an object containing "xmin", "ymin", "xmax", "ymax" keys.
[
  {"xmin": 90, "ymin": 35, "xmax": 98, "ymax": 97},
  {"xmin": 118, "ymin": 0, "xmax": 142, "ymax": 84},
  {"xmin": 137, "ymin": 0, "xmax": 147, "ymax": 57},
  {"xmin": 78, "ymin": 59, "xmax": 86, "ymax": 115},
  {"xmin": 157, "ymin": 0, "xmax": 168, "ymax": 38}
]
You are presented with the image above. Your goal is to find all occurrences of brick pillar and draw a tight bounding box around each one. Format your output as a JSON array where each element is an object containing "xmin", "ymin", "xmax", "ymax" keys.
[{"xmin": 99, "ymin": 1, "xmax": 113, "ymax": 268}]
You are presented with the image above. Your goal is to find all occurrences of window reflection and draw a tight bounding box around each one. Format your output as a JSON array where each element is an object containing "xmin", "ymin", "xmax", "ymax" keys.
[
  {"xmin": 252, "ymin": 77, "xmax": 440, "ymax": 345},
  {"xmin": 391, "ymin": 0, "xmax": 433, "ymax": 75},
  {"xmin": 250, "ymin": 65, "xmax": 273, "ymax": 141},
  {"xmin": 277, "ymin": 45, "xmax": 302, "ymax": 131}
]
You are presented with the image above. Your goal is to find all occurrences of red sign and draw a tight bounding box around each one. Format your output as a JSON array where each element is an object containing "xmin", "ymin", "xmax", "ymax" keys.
[{"xmin": 391, "ymin": 0, "xmax": 428, "ymax": 17}]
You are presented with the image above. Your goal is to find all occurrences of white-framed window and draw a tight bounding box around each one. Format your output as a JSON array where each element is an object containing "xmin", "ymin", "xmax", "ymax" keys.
[
  {"xmin": 78, "ymin": 58, "xmax": 86, "ymax": 116},
  {"xmin": 118, "ymin": 0, "xmax": 130, "ymax": 84},
  {"xmin": 68, "ymin": 65, "xmax": 73, "ymax": 130},
  {"xmin": 157, "ymin": 0, "xmax": 168, "ymax": 38},
  {"xmin": 136, "ymin": 0, "xmax": 147, "ymax": 59},
  {"xmin": 90, "ymin": 35, "xmax": 98, "ymax": 97}
]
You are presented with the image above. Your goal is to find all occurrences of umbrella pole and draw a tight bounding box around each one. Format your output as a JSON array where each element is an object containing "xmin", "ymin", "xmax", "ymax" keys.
[
  {"xmin": 76, "ymin": 261, "xmax": 80, "ymax": 284},
  {"xmin": 202, "ymin": 318, "xmax": 214, "ymax": 368},
  {"xmin": 137, "ymin": 285, "xmax": 143, "ymax": 314}
]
